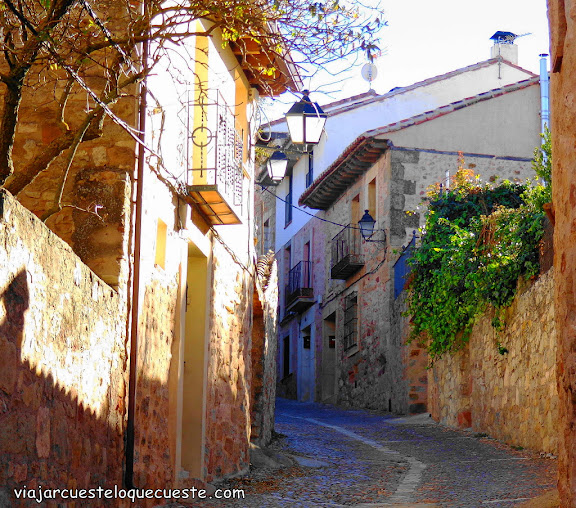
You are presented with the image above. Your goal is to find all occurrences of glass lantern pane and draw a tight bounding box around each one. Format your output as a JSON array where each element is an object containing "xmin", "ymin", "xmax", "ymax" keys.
[
  {"xmin": 268, "ymin": 158, "xmax": 288, "ymax": 181},
  {"xmin": 286, "ymin": 114, "xmax": 305, "ymax": 144},
  {"xmin": 304, "ymin": 115, "xmax": 326, "ymax": 144}
]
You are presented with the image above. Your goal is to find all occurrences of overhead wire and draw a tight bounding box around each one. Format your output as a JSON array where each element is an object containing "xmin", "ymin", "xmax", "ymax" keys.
[{"xmin": 257, "ymin": 182, "xmax": 386, "ymax": 233}]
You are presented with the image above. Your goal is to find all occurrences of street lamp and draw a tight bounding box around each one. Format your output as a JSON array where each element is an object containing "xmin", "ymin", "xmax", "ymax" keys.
[
  {"xmin": 358, "ymin": 210, "xmax": 376, "ymax": 240},
  {"xmin": 267, "ymin": 151, "xmax": 289, "ymax": 182},
  {"xmin": 285, "ymin": 90, "xmax": 327, "ymax": 149},
  {"xmin": 358, "ymin": 210, "xmax": 386, "ymax": 244}
]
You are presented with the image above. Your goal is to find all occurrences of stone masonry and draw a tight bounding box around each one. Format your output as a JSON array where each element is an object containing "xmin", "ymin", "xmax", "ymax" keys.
[
  {"xmin": 0, "ymin": 190, "xmax": 128, "ymax": 507},
  {"xmin": 429, "ymin": 269, "xmax": 557, "ymax": 454},
  {"xmin": 547, "ymin": 0, "xmax": 576, "ymax": 502},
  {"xmin": 251, "ymin": 255, "xmax": 280, "ymax": 447}
]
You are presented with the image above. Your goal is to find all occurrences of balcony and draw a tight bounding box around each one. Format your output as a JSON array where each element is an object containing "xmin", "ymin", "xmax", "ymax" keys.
[
  {"xmin": 285, "ymin": 261, "xmax": 314, "ymax": 313},
  {"xmin": 185, "ymin": 94, "xmax": 243, "ymax": 225},
  {"xmin": 331, "ymin": 226, "xmax": 364, "ymax": 279}
]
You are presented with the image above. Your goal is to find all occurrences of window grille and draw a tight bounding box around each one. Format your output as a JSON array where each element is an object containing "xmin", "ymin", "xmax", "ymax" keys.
[{"xmin": 343, "ymin": 292, "xmax": 358, "ymax": 350}]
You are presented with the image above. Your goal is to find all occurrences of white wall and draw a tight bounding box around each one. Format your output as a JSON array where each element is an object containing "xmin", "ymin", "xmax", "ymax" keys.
[{"xmin": 273, "ymin": 60, "xmax": 535, "ymax": 250}]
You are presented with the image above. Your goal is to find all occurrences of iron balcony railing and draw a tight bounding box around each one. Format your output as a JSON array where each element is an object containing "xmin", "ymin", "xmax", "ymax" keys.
[
  {"xmin": 331, "ymin": 225, "xmax": 364, "ymax": 279},
  {"xmin": 285, "ymin": 261, "xmax": 313, "ymax": 308},
  {"xmin": 186, "ymin": 93, "xmax": 243, "ymax": 223}
]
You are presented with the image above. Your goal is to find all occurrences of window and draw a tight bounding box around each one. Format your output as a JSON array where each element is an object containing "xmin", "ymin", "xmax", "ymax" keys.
[
  {"xmin": 284, "ymin": 245, "xmax": 291, "ymax": 277},
  {"xmin": 306, "ymin": 151, "xmax": 314, "ymax": 188},
  {"xmin": 155, "ymin": 219, "xmax": 168, "ymax": 269},
  {"xmin": 285, "ymin": 174, "xmax": 293, "ymax": 226},
  {"xmin": 283, "ymin": 335, "xmax": 290, "ymax": 378},
  {"xmin": 343, "ymin": 293, "xmax": 358, "ymax": 351},
  {"xmin": 302, "ymin": 326, "xmax": 311, "ymax": 349},
  {"xmin": 368, "ymin": 178, "xmax": 376, "ymax": 218},
  {"xmin": 351, "ymin": 194, "xmax": 360, "ymax": 225}
]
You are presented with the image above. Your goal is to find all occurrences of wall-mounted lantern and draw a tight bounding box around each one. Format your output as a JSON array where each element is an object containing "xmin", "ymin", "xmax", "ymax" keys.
[
  {"xmin": 358, "ymin": 210, "xmax": 386, "ymax": 244},
  {"xmin": 267, "ymin": 151, "xmax": 289, "ymax": 182},
  {"xmin": 285, "ymin": 90, "xmax": 327, "ymax": 149}
]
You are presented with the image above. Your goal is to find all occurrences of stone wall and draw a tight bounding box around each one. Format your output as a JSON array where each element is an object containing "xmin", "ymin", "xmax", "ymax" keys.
[
  {"xmin": 388, "ymin": 147, "xmax": 536, "ymax": 247},
  {"xmin": 255, "ymin": 181, "xmax": 277, "ymax": 257},
  {"xmin": 429, "ymin": 269, "xmax": 557, "ymax": 453},
  {"xmin": 251, "ymin": 256, "xmax": 279, "ymax": 447},
  {"xmin": 204, "ymin": 240, "xmax": 254, "ymax": 481},
  {"xmin": 547, "ymin": 0, "xmax": 576, "ymax": 500},
  {"xmin": 2, "ymin": 0, "xmax": 136, "ymax": 289},
  {"xmin": 391, "ymin": 291, "xmax": 429, "ymax": 414},
  {"xmin": 0, "ymin": 190, "xmax": 128, "ymax": 507},
  {"xmin": 132, "ymin": 275, "xmax": 180, "ymax": 490}
]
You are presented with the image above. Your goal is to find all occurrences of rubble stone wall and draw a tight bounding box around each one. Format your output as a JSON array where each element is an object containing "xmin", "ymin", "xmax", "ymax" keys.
[
  {"xmin": 251, "ymin": 259, "xmax": 279, "ymax": 446},
  {"xmin": 391, "ymin": 292, "xmax": 429, "ymax": 414},
  {"xmin": 204, "ymin": 239, "xmax": 254, "ymax": 481},
  {"xmin": 429, "ymin": 269, "xmax": 557, "ymax": 453},
  {"xmin": 0, "ymin": 190, "xmax": 128, "ymax": 507}
]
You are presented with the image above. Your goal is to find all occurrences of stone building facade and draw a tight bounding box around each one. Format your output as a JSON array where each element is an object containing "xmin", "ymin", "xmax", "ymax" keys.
[
  {"xmin": 286, "ymin": 78, "xmax": 542, "ymax": 413},
  {"xmin": 265, "ymin": 45, "xmax": 543, "ymax": 407},
  {"xmin": 0, "ymin": 5, "xmax": 297, "ymax": 506}
]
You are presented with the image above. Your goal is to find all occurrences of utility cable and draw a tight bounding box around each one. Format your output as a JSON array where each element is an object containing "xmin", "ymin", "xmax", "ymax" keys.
[{"xmin": 257, "ymin": 182, "xmax": 386, "ymax": 233}]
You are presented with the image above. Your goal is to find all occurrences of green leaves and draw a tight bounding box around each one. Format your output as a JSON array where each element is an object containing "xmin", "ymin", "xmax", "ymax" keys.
[{"xmin": 406, "ymin": 175, "xmax": 546, "ymax": 362}]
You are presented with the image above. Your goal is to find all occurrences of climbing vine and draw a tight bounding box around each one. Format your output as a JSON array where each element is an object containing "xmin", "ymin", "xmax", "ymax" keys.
[{"xmin": 406, "ymin": 160, "xmax": 548, "ymax": 361}]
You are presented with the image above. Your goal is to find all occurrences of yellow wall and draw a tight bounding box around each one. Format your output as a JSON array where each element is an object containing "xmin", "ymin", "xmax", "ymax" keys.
[
  {"xmin": 192, "ymin": 30, "xmax": 210, "ymax": 183},
  {"xmin": 181, "ymin": 245, "xmax": 209, "ymax": 477}
]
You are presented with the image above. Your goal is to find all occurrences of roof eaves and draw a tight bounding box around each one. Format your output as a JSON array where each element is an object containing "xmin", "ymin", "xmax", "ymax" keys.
[{"xmin": 299, "ymin": 137, "xmax": 390, "ymax": 209}]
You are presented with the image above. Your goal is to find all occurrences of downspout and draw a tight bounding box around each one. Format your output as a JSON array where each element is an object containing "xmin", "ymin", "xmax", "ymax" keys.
[
  {"xmin": 539, "ymin": 53, "xmax": 550, "ymax": 133},
  {"xmin": 125, "ymin": 19, "xmax": 150, "ymax": 489}
]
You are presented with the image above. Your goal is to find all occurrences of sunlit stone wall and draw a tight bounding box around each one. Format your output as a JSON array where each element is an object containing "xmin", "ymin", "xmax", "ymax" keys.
[
  {"xmin": 429, "ymin": 269, "xmax": 557, "ymax": 454},
  {"xmin": 0, "ymin": 189, "xmax": 128, "ymax": 506}
]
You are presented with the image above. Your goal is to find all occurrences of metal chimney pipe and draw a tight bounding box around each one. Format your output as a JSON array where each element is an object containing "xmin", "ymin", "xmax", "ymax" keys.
[{"xmin": 539, "ymin": 53, "xmax": 550, "ymax": 133}]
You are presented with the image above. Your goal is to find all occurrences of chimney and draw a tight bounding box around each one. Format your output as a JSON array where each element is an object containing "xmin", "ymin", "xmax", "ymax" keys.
[
  {"xmin": 490, "ymin": 31, "xmax": 519, "ymax": 65},
  {"xmin": 539, "ymin": 53, "xmax": 549, "ymax": 132}
]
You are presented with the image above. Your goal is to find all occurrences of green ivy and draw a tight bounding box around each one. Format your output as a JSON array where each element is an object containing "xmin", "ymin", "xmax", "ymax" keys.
[{"xmin": 406, "ymin": 170, "xmax": 546, "ymax": 361}]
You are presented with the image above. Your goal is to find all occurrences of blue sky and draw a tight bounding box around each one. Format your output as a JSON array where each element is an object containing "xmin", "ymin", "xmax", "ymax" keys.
[{"xmin": 266, "ymin": 0, "xmax": 550, "ymax": 117}]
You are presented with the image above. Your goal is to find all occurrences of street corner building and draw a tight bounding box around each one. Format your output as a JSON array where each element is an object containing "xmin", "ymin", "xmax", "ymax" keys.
[
  {"xmin": 0, "ymin": 3, "xmax": 299, "ymax": 507},
  {"xmin": 257, "ymin": 35, "xmax": 547, "ymax": 419}
]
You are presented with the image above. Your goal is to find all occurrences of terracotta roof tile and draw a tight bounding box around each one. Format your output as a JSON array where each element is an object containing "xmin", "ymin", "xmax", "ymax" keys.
[{"xmin": 299, "ymin": 76, "xmax": 539, "ymax": 209}]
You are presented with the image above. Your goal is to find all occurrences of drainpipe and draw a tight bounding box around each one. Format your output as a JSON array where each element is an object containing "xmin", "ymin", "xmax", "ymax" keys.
[
  {"xmin": 539, "ymin": 53, "xmax": 550, "ymax": 133},
  {"xmin": 125, "ymin": 24, "xmax": 149, "ymax": 489}
]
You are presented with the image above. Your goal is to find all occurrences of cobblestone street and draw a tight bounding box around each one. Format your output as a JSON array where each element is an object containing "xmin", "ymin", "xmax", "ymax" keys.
[{"xmin": 174, "ymin": 398, "xmax": 556, "ymax": 507}]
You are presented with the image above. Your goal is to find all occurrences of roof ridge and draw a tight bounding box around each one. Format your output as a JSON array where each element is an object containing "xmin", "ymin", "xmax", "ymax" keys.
[
  {"xmin": 270, "ymin": 58, "xmax": 536, "ymax": 126},
  {"xmin": 322, "ymin": 58, "xmax": 537, "ymax": 117},
  {"xmin": 364, "ymin": 75, "xmax": 539, "ymax": 138},
  {"xmin": 299, "ymin": 75, "xmax": 539, "ymax": 208}
]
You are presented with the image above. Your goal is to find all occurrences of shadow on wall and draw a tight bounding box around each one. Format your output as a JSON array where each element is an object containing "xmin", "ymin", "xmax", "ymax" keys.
[
  {"xmin": 0, "ymin": 267, "xmax": 186, "ymax": 507},
  {"xmin": 0, "ymin": 268, "xmax": 131, "ymax": 507},
  {"xmin": 0, "ymin": 208, "xmax": 263, "ymax": 504}
]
